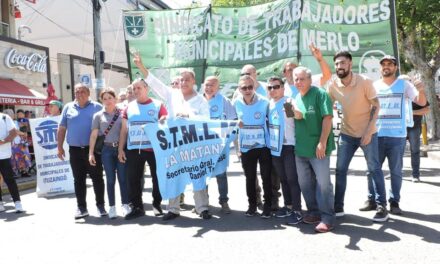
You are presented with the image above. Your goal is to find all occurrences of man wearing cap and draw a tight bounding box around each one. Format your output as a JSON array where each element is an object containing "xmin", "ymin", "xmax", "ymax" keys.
[
  {"xmin": 57, "ymin": 84, "xmax": 106, "ymax": 219},
  {"xmin": 366, "ymin": 55, "xmax": 426, "ymax": 215},
  {"xmin": 48, "ymin": 100, "xmax": 63, "ymax": 116},
  {"xmin": 328, "ymin": 51, "xmax": 388, "ymax": 222}
]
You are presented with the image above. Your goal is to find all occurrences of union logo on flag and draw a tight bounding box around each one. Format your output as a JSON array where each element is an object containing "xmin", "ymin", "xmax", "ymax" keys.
[{"xmin": 124, "ymin": 15, "xmax": 146, "ymax": 38}]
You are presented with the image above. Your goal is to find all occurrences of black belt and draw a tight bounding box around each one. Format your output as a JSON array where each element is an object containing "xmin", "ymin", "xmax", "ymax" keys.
[
  {"xmin": 70, "ymin": 146, "xmax": 89, "ymax": 149},
  {"xmin": 104, "ymin": 142, "xmax": 118, "ymax": 147}
]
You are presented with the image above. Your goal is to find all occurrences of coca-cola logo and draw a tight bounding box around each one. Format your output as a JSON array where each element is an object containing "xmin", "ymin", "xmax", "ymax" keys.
[{"xmin": 4, "ymin": 48, "xmax": 47, "ymax": 73}]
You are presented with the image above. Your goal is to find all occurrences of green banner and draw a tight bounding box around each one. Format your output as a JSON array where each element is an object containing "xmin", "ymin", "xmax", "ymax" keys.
[{"xmin": 124, "ymin": 0, "xmax": 396, "ymax": 97}]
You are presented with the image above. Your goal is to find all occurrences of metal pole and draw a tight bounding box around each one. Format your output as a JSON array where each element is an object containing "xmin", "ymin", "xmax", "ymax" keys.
[{"xmin": 92, "ymin": 0, "xmax": 104, "ymax": 101}]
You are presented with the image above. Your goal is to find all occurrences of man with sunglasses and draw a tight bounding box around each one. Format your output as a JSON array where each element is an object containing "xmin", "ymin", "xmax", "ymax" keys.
[
  {"xmin": 203, "ymin": 76, "xmax": 237, "ymax": 214},
  {"xmin": 267, "ymin": 76, "xmax": 303, "ymax": 225},
  {"xmin": 133, "ymin": 54, "xmax": 212, "ymax": 221},
  {"xmin": 233, "ymin": 75, "xmax": 273, "ymax": 218}
]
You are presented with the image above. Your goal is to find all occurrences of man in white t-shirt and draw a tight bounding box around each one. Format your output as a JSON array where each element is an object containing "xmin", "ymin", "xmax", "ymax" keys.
[
  {"xmin": 133, "ymin": 53, "xmax": 212, "ymax": 220},
  {"xmin": 0, "ymin": 112, "xmax": 24, "ymax": 213}
]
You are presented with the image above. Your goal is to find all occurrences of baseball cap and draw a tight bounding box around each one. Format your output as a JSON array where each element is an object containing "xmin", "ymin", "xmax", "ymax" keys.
[
  {"xmin": 380, "ymin": 55, "xmax": 397, "ymax": 65},
  {"xmin": 49, "ymin": 100, "xmax": 63, "ymax": 110}
]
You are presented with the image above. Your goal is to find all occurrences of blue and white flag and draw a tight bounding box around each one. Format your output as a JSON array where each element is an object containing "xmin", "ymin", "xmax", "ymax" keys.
[{"xmin": 144, "ymin": 118, "xmax": 238, "ymax": 200}]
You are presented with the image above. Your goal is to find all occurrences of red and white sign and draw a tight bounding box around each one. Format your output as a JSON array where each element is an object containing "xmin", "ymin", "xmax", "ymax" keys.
[{"xmin": 0, "ymin": 96, "xmax": 45, "ymax": 106}]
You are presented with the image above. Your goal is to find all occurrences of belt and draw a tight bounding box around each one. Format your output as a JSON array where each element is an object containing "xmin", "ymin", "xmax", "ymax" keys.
[
  {"xmin": 70, "ymin": 146, "xmax": 89, "ymax": 149},
  {"xmin": 104, "ymin": 142, "xmax": 119, "ymax": 147}
]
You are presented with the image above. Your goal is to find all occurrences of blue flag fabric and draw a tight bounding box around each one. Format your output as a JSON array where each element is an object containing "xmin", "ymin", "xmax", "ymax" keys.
[{"xmin": 144, "ymin": 118, "xmax": 238, "ymax": 200}]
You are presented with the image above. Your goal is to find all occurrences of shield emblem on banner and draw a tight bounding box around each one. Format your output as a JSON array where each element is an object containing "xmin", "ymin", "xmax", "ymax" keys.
[{"xmin": 125, "ymin": 15, "xmax": 145, "ymax": 38}]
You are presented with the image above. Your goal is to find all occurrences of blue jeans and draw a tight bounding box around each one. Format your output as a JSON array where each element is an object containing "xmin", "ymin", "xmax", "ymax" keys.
[
  {"xmin": 334, "ymin": 133, "xmax": 387, "ymax": 210},
  {"xmin": 216, "ymin": 172, "xmax": 228, "ymax": 204},
  {"xmin": 407, "ymin": 125, "xmax": 421, "ymax": 178},
  {"xmin": 101, "ymin": 145, "xmax": 128, "ymax": 206},
  {"xmin": 295, "ymin": 156, "xmax": 335, "ymax": 225},
  {"xmin": 367, "ymin": 137, "xmax": 406, "ymax": 203}
]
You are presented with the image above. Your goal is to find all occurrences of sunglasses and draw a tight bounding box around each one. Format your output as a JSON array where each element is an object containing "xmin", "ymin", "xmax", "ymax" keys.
[
  {"xmin": 267, "ymin": 84, "xmax": 281, "ymax": 90},
  {"xmin": 240, "ymin": 85, "xmax": 254, "ymax": 91},
  {"xmin": 240, "ymin": 72, "xmax": 251, "ymax": 76}
]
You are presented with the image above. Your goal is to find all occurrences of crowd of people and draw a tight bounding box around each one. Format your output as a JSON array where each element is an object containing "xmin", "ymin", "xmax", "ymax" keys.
[{"xmin": 0, "ymin": 47, "xmax": 430, "ymax": 234}]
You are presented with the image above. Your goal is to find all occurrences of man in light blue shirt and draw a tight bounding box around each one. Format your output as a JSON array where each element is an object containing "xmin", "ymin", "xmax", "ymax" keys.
[{"xmin": 57, "ymin": 84, "xmax": 105, "ymax": 220}]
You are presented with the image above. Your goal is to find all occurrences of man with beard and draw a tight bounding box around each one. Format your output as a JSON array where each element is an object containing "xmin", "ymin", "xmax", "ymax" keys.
[
  {"xmin": 328, "ymin": 51, "xmax": 388, "ymax": 222},
  {"xmin": 366, "ymin": 55, "xmax": 426, "ymax": 215}
]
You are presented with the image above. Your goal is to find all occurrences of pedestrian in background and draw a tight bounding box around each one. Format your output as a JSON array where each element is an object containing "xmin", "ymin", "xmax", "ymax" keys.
[{"xmin": 0, "ymin": 111, "xmax": 24, "ymax": 213}]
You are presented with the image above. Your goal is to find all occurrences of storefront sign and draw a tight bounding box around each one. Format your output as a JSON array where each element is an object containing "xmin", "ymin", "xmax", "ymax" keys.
[
  {"xmin": 0, "ymin": 96, "xmax": 45, "ymax": 106},
  {"xmin": 4, "ymin": 48, "xmax": 47, "ymax": 73}
]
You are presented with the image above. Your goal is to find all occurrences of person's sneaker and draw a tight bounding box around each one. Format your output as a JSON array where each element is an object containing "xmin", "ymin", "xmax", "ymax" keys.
[
  {"xmin": 200, "ymin": 210, "xmax": 212, "ymax": 220},
  {"xmin": 303, "ymin": 214, "xmax": 321, "ymax": 224},
  {"xmin": 335, "ymin": 208, "xmax": 344, "ymax": 217},
  {"xmin": 97, "ymin": 205, "xmax": 108, "ymax": 217},
  {"xmin": 124, "ymin": 207, "xmax": 145, "ymax": 220},
  {"xmin": 275, "ymin": 207, "xmax": 293, "ymax": 218},
  {"xmin": 108, "ymin": 206, "xmax": 117, "ymax": 219},
  {"xmin": 286, "ymin": 211, "xmax": 303, "ymax": 225},
  {"xmin": 260, "ymin": 206, "xmax": 272, "ymax": 219},
  {"xmin": 389, "ymin": 201, "xmax": 402, "ymax": 215},
  {"xmin": 220, "ymin": 202, "xmax": 231, "ymax": 214},
  {"xmin": 74, "ymin": 208, "xmax": 89, "ymax": 220},
  {"xmin": 245, "ymin": 207, "xmax": 257, "ymax": 217},
  {"xmin": 315, "ymin": 222, "xmax": 334, "ymax": 233},
  {"xmin": 412, "ymin": 177, "xmax": 420, "ymax": 183},
  {"xmin": 152, "ymin": 205, "xmax": 164, "ymax": 216},
  {"xmin": 121, "ymin": 204, "xmax": 131, "ymax": 217},
  {"xmin": 359, "ymin": 200, "xmax": 377, "ymax": 211},
  {"xmin": 14, "ymin": 201, "xmax": 24, "ymax": 213},
  {"xmin": 372, "ymin": 205, "xmax": 389, "ymax": 222},
  {"xmin": 163, "ymin": 211, "xmax": 180, "ymax": 221},
  {"xmin": 0, "ymin": 202, "xmax": 5, "ymax": 212}
]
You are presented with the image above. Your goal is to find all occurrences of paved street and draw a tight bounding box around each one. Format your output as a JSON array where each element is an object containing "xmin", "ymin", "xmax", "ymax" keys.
[{"xmin": 1, "ymin": 149, "xmax": 439, "ymax": 264}]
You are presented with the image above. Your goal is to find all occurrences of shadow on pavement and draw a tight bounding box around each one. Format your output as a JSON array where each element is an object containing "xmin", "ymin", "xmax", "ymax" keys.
[
  {"xmin": 0, "ymin": 209, "xmax": 34, "ymax": 222},
  {"xmin": 76, "ymin": 203, "xmax": 287, "ymax": 236},
  {"xmin": 331, "ymin": 213, "xmax": 440, "ymax": 251}
]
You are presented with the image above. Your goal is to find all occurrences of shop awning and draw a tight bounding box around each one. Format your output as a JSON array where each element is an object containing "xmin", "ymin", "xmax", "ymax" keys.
[{"xmin": 0, "ymin": 79, "xmax": 46, "ymax": 106}]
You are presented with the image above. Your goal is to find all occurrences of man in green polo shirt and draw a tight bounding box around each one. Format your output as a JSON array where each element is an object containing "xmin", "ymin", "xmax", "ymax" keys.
[{"xmin": 292, "ymin": 66, "xmax": 336, "ymax": 233}]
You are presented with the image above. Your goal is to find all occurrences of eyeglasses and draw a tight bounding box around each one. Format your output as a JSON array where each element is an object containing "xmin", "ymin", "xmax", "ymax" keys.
[
  {"xmin": 267, "ymin": 84, "xmax": 281, "ymax": 90},
  {"xmin": 240, "ymin": 72, "xmax": 251, "ymax": 76},
  {"xmin": 240, "ymin": 85, "xmax": 254, "ymax": 91}
]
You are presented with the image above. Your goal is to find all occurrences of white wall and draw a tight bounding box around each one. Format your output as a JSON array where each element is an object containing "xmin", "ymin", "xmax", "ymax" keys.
[{"xmin": 15, "ymin": 0, "xmax": 137, "ymax": 98}]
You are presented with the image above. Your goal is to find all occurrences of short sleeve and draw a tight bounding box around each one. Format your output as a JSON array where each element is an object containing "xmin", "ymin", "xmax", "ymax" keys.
[
  {"xmin": 59, "ymin": 104, "xmax": 69, "ymax": 127},
  {"xmin": 122, "ymin": 106, "xmax": 129, "ymax": 119},
  {"xmin": 364, "ymin": 78, "xmax": 377, "ymax": 100},
  {"xmin": 91, "ymin": 112, "xmax": 101, "ymax": 130},
  {"xmin": 158, "ymin": 104, "xmax": 168, "ymax": 118},
  {"xmin": 404, "ymin": 80, "xmax": 419, "ymax": 101},
  {"xmin": 319, "ymin": 90, "xmax": 333, "ymax": 117},
  {"xmin": 5, "ymin": 115, "xmax": 16, "ymax": 132}
]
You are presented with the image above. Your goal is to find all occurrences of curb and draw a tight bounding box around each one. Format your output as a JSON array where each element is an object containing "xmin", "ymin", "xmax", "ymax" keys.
[{"xmin": 1, "ymin": 179, "xmax": 36, "ymax": 195}]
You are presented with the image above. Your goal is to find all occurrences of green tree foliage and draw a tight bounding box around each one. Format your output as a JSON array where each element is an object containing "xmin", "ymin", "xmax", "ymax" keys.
[{"xmin": 396, "ymin": 0, "xmax": 440, "ymax": 139}]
